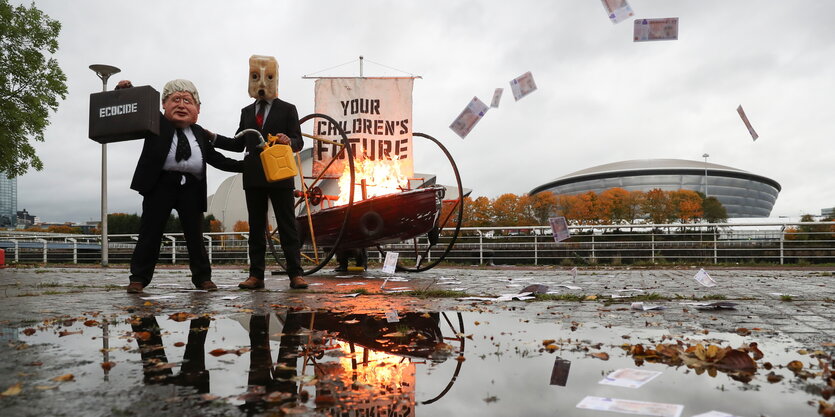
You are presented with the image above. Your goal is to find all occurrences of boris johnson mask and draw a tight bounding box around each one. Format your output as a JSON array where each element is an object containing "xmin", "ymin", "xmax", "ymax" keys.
[{"xmin": 249, "ymin": 55, "xmax": 279, "ymax": 101}]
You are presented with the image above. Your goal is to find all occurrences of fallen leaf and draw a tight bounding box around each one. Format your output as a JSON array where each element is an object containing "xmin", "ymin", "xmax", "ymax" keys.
[
  {"xmin": 455, "ymin": 355, "xmax": 466, "ymax": 362},
  {"xmin": 0, "ymin": 383, "xmax": 22, "ymax": 397},
  {"xmin": 58, "ymin": 330, "xmax": 82, "ymax": 337},
  {"xmin": 134, "ymin": 331, "xmax": 152, "ymax": 341},
  {"xmin": 101, "ymin": 361, "xmax": 116, "ymax": 371},
  {"xmin": 716, "ymin": 349, "xmax": 756, "ymax": 372},
  {"xmin": 736, "ymin": 327, "xmax": 751, "ymax": 336},
  {"xmin": 34, "ymin": 385, "xmax": 58, "ymax": 390},
  {"xmin": 22, "ymin": 328, "xmax": 36, "ymax": 336},
  {"xmin": 51, "ymin": 374, "xmax": 74, "ymax": 382},
  {"xmin": 83, "ymin": 320, "xmax": 100, "ymax": 327},
  {"xmin": 766, "ymin": 372, "xmax": 783, "ymax": 383},
  {"xmin": 174, "ymin": 342, "xmax": 185, "ymax": 347},
  {"xmin": 168, "ymin": 312, "xmax": 193, "ymax": 322},
  {"xmin": 265, "ymin": 391, "xmax": 293, "ymax": 403},
  {"xmin": 787, "ymin": 360, "xmax": 804, "ymax": 372},
  {"xmin": 27, "ymin": 361, "xmax": 43, "ymax": 367},
  {"xmin": 584, "ymin": 295, "xmax": 597, "ymax": 301},
  {"xmin": 542, "ymin": 339, "xmax": 556, "ymax": 346},
  {"xmin": 589, "ymin": 352, "xmax": 609, "ymax": 361}
]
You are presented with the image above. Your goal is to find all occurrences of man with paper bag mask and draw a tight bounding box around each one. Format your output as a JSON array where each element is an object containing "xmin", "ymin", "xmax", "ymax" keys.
[{"xmin": 212, "ymin": 55, "xmax": 307, "ymax": 289}]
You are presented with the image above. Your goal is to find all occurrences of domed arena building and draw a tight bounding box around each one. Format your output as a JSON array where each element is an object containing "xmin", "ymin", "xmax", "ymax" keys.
[{"xmin": 529, "ymin": 159, "xmax": 781, "ymax": 218}]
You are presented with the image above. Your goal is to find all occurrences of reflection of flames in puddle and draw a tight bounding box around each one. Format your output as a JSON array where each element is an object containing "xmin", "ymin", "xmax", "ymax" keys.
[
  {"xmin": 336, "ymin": 344, "xmax": 412, "ymax": 389},
  {"xmin": 335, "ymin": 155, "xmax": 410, "ymax": 206},
  {"xmin": 314, "ymin": 343, "xmax": 415, "ymax": 413}
]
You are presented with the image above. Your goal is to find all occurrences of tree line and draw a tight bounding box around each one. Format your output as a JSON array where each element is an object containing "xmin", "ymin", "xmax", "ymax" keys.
[{"xmin": 445, "ymin": 188, "xmax": 729, "ymax": 227}]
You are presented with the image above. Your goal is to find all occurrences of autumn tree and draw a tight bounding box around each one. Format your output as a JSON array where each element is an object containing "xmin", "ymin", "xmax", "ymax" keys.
[
  {"xmin": 463, "ymin": 196, "xmax": 493, "ymax": 227},
  {"xmin": 493, "ymin": 193, "xmax": 528, "ymax": 226},
  {"xmin": 0, "ymin": 0, "xmax": 68, "ymax": 176},
  {"xmin": 524, "ymin": 192, "xmax": 558, "ymax": 224},
  {"xmin": 642, "ymin": 188, "xmax": 674, "ymax": 224},
  {"xmin": 595, "ymin": 188, "xmax": 627, "ymax": 224},
  {"xmin": 203, "ymin": 214, "xmax": 222, "ymax": 233},
  {"xmin": 46, "ymin": 225, "xmax": 80, "ymax": 234},
  {"xmin": 568, "ymin": 192, "xmax": 599, "ymax": 225},
  {"xmin": 670, "ymin": 190, "xmax": 703, "ymax": 223},
  {"xmin": 622, "ymin": 190, "xmax": 645, "ymax": 224},
  {"xmin": 233, "ymin": 220, "xmax": 250, "ymax": 232}
]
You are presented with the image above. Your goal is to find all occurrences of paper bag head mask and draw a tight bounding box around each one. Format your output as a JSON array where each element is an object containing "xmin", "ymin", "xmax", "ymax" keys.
[{"xmin": 249, "ymin": 55, "xmax": 279, "ymax": 101}]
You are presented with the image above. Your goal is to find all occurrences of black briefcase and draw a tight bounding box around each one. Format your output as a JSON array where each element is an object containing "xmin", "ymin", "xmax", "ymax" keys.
[{"xmin": 88, "ymin": 85, "xmax": 160, "ymax": 143}]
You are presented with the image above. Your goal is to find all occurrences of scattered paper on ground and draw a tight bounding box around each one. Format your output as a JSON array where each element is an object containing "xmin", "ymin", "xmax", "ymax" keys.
[
  {"xmin": 382, "ymin": 251, "xmax": 399, "ymax": 274},
  {"xmin": 554, "ymin": 284, "xmax": 582, "ymax": 290},
  {"xmin": 450, "ymin": 97, "xmax": 489, "ymax": 139},
  {"xmin": 599, "ymin": 368, "xmax": 663, "ymax": 388},
  {"xmin": 631, "ymin": 302, "xmax": 665, "ymax": 311},
  {"xmin": 600, "ymin": 0, "xmax": 633, "ymax": 24},
  {"xmin": 139, "ymin": 295, "xmax": 177, "ymax": 300},
  {"xmin": 490, "ymin": 88, "xmax": 503, "ymax": 108},
  {"xmin": 681, "ymin": 301, "xmax": 738, "ymax": 310},
  {"xmin": 691, "ymin": 411, "xmax": 743, "ymax": 417},
  {"xmin": 634, "ymin": 18, "xmax": 678, "ymax": 42},
  {"xmin": 510, "ymin": 71, "xmax": 537, "ymax": 101},
  {"xmin": 576, "ymin": 396, "xmax": 683, "ymax": 417},
  {"xmin": 693, "ymin": 268, "xmax": 717, "ymax": 287},
  {"xmin": 385, "ymin": 310, "xmax": 400, "ymax": 323}
]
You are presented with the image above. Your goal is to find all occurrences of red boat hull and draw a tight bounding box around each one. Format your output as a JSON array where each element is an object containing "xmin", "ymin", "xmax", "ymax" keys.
[{"xmin": 296, "ymin": 187, "xmax": 443, "ymax": 249}]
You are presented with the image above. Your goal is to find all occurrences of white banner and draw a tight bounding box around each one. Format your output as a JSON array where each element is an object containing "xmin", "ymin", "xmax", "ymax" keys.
[{"xmin": 313, "ymin": 78, "xmax": 414, "ymax": 178}]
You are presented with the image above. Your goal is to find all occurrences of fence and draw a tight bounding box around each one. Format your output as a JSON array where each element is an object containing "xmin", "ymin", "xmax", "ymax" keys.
[{"xmin": 1, "ymin": 222, "xmax": 833, "ymax": 267}]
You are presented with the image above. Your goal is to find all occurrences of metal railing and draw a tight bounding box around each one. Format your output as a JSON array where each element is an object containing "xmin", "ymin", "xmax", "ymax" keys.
[{"xmin": 1, "ymin": 222, "xmax": 833, "ymax": 266}]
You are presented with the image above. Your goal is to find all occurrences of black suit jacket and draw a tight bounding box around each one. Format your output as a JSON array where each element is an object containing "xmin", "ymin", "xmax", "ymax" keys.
[
  {"xmin": 130, "ymin": 114, "xmax": 243, "ymax": 212},
  {"xmin": 213, "ymin": 98, "xmax": 303, "ymax": 189}
]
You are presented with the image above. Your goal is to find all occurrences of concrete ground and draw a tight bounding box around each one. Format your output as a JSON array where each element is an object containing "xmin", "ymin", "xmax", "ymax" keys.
[
  {"xmin": 0, "ymin": 264, "xmax": 833, "ymax": 416},
  {"xmin": 1, "ymin": 265, "xmax": 833, "ymax": 343}
]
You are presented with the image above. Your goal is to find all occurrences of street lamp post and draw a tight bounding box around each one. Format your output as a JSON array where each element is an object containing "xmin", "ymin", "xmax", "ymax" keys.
[
  {"xmin": 702, "ymin": 153, "xmax": 710, "ymax": 197},
  {"xmin": 89, "ymin": 64, "xmax": 121, "ymax": 267}
]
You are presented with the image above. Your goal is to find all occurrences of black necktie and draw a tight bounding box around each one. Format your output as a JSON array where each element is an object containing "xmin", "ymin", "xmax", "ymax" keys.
[
  {"xmin": 256, "ymin": 101, "xmax": 266, "ymax": 129},
  {"xmin": 175, "ymin": 128, "xmax": 191, "ymax": 162}
]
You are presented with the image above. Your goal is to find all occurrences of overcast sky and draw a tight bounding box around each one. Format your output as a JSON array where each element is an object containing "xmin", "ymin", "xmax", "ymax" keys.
[{"xmin": 13, "ymin": 0, "xmax": 835, "ymax": 223}]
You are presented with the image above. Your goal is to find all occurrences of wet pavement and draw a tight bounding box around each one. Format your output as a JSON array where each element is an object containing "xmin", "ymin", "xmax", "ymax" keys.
[{"xmin": 0, "ymin": 265, "xmax": 833, "ymax": 417}]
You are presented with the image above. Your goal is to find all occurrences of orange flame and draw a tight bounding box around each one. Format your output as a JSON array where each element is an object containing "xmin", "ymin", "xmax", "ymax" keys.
[
  {"xmin": 335, "ymin": 156, "xmax": 410, "ymax": 206},
  {"xmin": 336, "ymin": 344, "xmax": 413, "ymax": 389}
]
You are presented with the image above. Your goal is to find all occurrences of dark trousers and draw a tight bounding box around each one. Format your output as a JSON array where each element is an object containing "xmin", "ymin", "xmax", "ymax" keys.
[
  {"xmin": 130, "ymin": 172, "xmax": 211, "ymax": 286},
  {"xmin": 246, "ymin": 187, "xmax": 303, "ymax": 279}
]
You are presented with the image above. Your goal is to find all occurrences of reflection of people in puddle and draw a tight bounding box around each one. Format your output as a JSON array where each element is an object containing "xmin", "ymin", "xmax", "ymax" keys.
[
  {"xmin": 131, "ymin": 315, "xmax": 210, "ymax": 393},
  {"xmin": 239, "ymin": 313, "xmax": 306, "ymax": 414}
]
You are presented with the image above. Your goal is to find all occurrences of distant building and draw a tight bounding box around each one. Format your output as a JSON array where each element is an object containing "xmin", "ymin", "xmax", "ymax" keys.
[
  {"xmin": 529, "ymin": 159, "xmax": 781, "ymax": 218},
  {"xmin": 16, "ymin": 209, "xmax": 35, "ymax": 228},
  {"xmin": 823, "ymin": 207, "xmax": 834, "ymax": 217},
  {"xmin": 0, "ymin": 172, "xmax": 16, "ymax": 228}
]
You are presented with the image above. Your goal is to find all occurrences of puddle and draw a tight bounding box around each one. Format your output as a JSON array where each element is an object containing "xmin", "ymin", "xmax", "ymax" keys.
[{"xmin": 8, "ymin": 310, "xmax": 834, "ymax": 416}]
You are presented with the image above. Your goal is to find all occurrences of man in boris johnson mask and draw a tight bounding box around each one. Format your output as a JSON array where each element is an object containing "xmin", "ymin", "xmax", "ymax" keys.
[{"xmin": 127, "ymin": 79, "xmax": 242, "ymax": 293}]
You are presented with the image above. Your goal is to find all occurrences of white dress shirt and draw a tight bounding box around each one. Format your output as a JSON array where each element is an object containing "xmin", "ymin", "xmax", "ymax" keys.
[{"xmin": 162, "ymin": 126, "xmax": 203, "ymax": 179}]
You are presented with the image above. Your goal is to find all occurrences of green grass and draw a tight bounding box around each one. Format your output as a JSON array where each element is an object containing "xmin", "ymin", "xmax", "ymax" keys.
[
  {"xmin": 780, "ymin": 295, "xmax": 794, "ymax": 302},
  {"xmin": 534, "ymin": 293, "xmax": 588, "ymax": 302},
  {"xmin": 402, "ymin": 289, "xmax": 469, "ymax": 299}
]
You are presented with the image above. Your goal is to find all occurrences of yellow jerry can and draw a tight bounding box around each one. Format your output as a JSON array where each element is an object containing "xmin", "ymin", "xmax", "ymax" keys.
[{"xmin": 260, "ymin": 134, "xmax": 298, "ymax": 182}]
